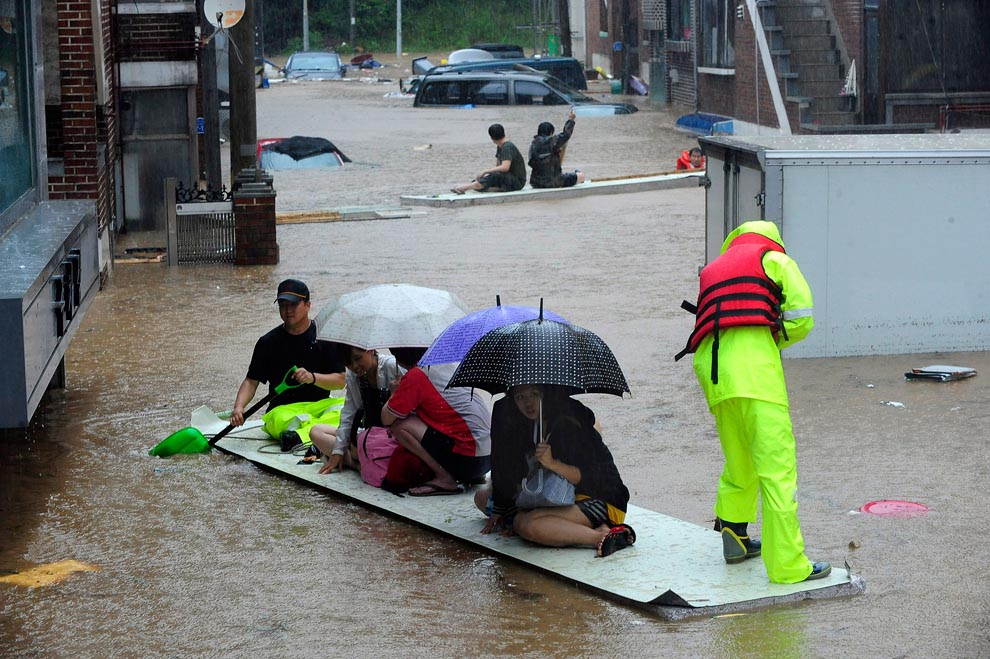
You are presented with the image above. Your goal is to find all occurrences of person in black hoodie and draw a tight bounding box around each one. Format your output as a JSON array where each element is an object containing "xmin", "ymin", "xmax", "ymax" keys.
[
  {"xmin": 527, "ymin": 110, "xmax": 586, "ymax": 189},
  {"xmin": 478, "ymin": 384, "xmax": 635, "ymax": 557}
]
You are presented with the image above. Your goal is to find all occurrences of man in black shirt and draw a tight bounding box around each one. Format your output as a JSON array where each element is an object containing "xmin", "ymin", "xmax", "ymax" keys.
[
  {"xmin": 231, "ymin": 279, "xmax": 346, "ymax": 449},
  {"xmin": 451, "ymin": 123, "xmax": 526, "ymax": 194}
]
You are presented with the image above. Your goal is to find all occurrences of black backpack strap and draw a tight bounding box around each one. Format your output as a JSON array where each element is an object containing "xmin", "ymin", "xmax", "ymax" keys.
[{"xmin": 711, "ymin": 301, "xmax": 721, "ymax": 384}]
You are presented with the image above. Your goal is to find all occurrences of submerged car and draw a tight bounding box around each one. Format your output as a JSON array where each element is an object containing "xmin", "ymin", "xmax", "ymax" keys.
[
  {"xmin": 257, "ymin": 136, "xmax": 351, "ymax": 170},
  {"xmin": 412, "ymin": 70, "xmax": 637, "ymax": 114},
  {"xmin": 283, "ymin": 51, "xmax": 347, "ymax": 80}
]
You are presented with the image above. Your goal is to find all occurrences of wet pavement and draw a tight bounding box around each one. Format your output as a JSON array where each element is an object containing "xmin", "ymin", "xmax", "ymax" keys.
[{"xmin": 2, "ymin": 79, "xmax": 989, "ymax": 658}]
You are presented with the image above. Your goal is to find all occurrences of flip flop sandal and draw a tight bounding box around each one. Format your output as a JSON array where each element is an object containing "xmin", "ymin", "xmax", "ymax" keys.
[
  {"xmin": 609, "ymin": 524, "xmax": 636, "ymax": 545},
  {"xmin": 597, "ymin": 525, "xmax": 635, "ymax": 558}
]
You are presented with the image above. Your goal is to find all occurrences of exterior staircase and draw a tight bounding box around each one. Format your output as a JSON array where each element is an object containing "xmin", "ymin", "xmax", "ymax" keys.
[{"xmin": 759, "ymin": 0, "xmax": 856, "ymax": 131}]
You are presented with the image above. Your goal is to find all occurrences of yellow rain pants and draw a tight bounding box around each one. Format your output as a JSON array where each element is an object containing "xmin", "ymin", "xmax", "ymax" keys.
[
  {"xmin": 262, "ymin": 397, "xmax": 345, "ymax": 444},
  {"xmin": 711, "ymin": 397, "xmax": 812, "ymax": 583}
]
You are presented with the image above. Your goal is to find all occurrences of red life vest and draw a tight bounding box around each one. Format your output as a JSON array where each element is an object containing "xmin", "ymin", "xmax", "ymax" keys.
[{"xmin": 675, "ymin": 232, "xmax": 787, "ymax": 383}]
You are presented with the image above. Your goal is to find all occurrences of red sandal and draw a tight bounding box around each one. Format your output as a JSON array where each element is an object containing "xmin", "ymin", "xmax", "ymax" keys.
[{"xmin": 597, "ymin": 524, "xmax": 636, "ymax": 558}]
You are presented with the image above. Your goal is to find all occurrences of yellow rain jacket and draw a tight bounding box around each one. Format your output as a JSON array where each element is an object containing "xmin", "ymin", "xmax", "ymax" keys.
[{"xmin": 693, "ymin": 221, "xmax": 814, "ymax": 409}]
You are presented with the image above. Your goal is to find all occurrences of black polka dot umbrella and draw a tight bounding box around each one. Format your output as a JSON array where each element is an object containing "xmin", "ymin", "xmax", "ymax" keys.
[{"xmin": 446, "ymin": 318, "xmax": 630, "ymax": 397}]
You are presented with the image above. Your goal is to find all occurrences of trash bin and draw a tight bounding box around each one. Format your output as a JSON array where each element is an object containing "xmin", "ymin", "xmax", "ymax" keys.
[{"xmin": 610, "ymin": 80, "xmax": 622, "ymax": 94}]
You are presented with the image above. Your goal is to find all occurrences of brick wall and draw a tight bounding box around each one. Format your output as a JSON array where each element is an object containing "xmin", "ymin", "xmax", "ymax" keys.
[
  {"xmin": 697, "ymin": 73, "xmax": 735, "ymax": 117},
  {"xmin": 48, "ymin": 0, "xmax": 100, "ymax": 201},
  {"xmin": 730, "ymin": 13, "xmax": 787, "ymax": 130},
  {"xmin": 831, "ymin": 0, "xmax": 862, "ymax": 63},
  {"xmin": 117, "ymin": 13, "xmax": 198, "ymax": 62},
  {"xmin": 585, "ymin": 0, "xmax": 613, "ymax": 75},
  {"xmin": 233, "ymin": 173, "xmax": 278, "ymax": 266}
]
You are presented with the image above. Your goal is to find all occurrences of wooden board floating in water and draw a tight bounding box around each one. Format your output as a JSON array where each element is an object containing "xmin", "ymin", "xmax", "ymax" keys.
[
  {"xmin": 400, "ymin": 171, "xmax": 705, "ymax": 208},
  {"xmin": 190, "ymin": 408, "xmax": 863, "ymax": 620}
]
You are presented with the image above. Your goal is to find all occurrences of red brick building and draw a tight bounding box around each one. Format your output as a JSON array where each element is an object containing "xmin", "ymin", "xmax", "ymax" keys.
[{"xmin": 648, "ymin": 0, "xmax": 990, "ymax": 134}]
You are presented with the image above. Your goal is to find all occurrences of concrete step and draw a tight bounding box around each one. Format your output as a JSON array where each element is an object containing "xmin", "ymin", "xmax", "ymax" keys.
[
  {"xmin": 785, "ymin": 19, "xmax": 832, "ymax": 37},
  {"xmin": 791, "ymin": 62, "xmax": 843, "ymax": 81},
  {"xmin": 785, "ymin": 34, "xmax": 836, "ymax": 50},
  {"xmin": 788, "ymin": 48, "xmax": 839, "ymax": 66},
  {"xmin": 809, "ymin": 110, "xmax": 858, "ymax": 126},
  {"xmin": 774, "ymin": 4, "xmax": 827, "ymax": 20},
  {"xmin": 798, "ymin": 79, "xmax": 846, "ymax": 97},
  {"xmin": 812, "ymin": 96, "xmax": 855, "ymax": 112}
]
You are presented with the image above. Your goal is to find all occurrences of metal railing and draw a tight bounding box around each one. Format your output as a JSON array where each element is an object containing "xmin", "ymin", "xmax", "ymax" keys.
[{"xmin": 165, "ymin": 178, "xmax": 234, "ymax": 266}]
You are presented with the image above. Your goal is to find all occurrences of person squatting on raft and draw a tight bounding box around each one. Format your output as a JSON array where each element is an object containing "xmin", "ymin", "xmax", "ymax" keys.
[
  {"xmin": 230, "ymin": 279, "xmax": 346, "ymax": 452},
  {"xmin": 476, "ymin": 384, "xmax": 635, "ymax": 557},
  {"xmin": 380, "ymin": 347, "xmax": 492, "ymax": 496},
  {"xmin": 450, "ymin": 123, "xmax": 526, "ymax": 195},
  {"xmin": 527, "ymin": 109, "xmax": 586, "ymax": 189},
  {"xmin": 676, "ymin": 146, "xmax": 705, "ymax": 170},
  {"xmin": 311, "ymin": 345, "xmax": 402, "ymax": 475},
  {"xmin": 675, "ymin": 220, "xmax": 831, "ymax": 583}
]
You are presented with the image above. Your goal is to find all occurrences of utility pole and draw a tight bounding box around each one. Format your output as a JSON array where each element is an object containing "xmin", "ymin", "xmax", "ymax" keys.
[
  {"xmin": 303, "ymin": 0, "xmax": 309, "ymax": 51},
  {"xmin": 350, "ymin": 0, "xmax": 356, "ymax": 46},
  {"xmin": 395, "ymin": 0, "xmax": 402, "ymax": 60},
  {"xmin": 201, "ymin": 9, "xmax": 221, "ymax": 189},
  {"xmin": 557, "ymin": 0, "xmax": 572, "ymax": 57},
  {"xmin": 228, "ymin": 0, "xmax": 258, "ymax": 180}
]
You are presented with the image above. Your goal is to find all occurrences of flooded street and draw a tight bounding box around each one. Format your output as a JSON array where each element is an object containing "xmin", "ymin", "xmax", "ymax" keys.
[{"xmin": 2, "ymin": 78, "xmax": 989, "ymax": 658}]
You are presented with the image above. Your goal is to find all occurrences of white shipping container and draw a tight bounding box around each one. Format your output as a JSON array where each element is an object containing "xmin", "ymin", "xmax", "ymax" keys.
[{"xmin": 697, "ymin": 134, "xmax": 990, "ymax": 358}]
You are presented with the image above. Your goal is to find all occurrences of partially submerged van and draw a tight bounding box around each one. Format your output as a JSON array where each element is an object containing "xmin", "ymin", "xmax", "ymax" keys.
[
  {"xmin": 412, "ymin": 69, "xmax": 637, "ymax": 114},
  {"xmin": 425, "ymin": 56, "xmax": 587, "ymax": 90}
]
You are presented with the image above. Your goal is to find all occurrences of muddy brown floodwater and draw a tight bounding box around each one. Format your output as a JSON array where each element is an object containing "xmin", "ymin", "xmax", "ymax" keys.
[{"xmin": 1, "ymin": 75, "xmax": 988, "ymax": 658}]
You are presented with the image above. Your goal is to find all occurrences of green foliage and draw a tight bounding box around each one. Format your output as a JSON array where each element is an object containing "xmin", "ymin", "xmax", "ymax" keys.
[{"xmin": 261, "ymin": 0, "xmax": 533, "ymax": 54}]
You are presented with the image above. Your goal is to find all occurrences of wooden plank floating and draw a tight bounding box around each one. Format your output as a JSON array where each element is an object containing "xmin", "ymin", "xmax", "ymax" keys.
[{"xmin": 191, "ymin": 408, "xmax": 863, "ymax": 620}]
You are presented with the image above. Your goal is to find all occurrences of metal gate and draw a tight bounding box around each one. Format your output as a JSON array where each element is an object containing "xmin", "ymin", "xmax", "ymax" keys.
[{"xmin": 165, "ymin": 178, "xmax": 234, "ymax": 265}]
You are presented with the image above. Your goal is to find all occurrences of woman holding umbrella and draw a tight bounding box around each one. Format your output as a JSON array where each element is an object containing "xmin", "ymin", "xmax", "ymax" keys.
[{"xmin": 480, "ymin": 384, "xmax": 635, "ymax": 557}]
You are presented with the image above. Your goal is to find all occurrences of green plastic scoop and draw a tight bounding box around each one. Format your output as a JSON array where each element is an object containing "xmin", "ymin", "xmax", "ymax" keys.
[{"xmin": 150, "ymin": 367, "xmax": 302, "ymax": 457}]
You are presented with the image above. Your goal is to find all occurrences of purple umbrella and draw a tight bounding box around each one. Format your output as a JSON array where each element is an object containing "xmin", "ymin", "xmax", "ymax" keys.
[{"xmin": 419, "ymin": 299, "xmax": 567, "ymax": 366}]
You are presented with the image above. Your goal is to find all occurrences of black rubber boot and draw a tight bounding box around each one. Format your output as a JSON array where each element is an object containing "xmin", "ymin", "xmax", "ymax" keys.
[{"xmin": 716, "ymin": 517, "xmax": 762, "ymax": 564}]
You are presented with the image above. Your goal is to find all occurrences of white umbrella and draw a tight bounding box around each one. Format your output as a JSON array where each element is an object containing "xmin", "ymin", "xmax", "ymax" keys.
[{"xmin": 315, "ymin": 283, "xmax": 471, "ymax": 349}]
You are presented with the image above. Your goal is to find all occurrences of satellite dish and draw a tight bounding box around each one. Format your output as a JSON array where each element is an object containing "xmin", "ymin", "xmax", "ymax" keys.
[{"xmin": 204, "ymin": 0, "xmax": 245, "ymax": 29}]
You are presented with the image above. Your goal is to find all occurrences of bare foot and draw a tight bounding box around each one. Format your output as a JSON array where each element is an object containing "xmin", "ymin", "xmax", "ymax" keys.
[
  {"xmin": 450, "ymin": 187, "xmax": 465, "ymax": 195},
  {"xmin": 409, "ymin": 479, "xmax": 461, "ymax": 496}
]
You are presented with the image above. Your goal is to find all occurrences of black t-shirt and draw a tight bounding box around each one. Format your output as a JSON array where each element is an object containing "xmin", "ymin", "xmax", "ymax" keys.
[
  {"xmin": 496, "ymin": 140, "xmax": 527, "ymax": 187},
  {"xmin": 246, "ymin": 321, "xmax": 345, "ymax": 409}
]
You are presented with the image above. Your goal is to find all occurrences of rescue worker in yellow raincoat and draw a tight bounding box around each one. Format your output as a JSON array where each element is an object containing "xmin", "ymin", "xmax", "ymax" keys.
[{"xmin": 676, "ymin": 220, "xmax": 831, "ymax": 583}]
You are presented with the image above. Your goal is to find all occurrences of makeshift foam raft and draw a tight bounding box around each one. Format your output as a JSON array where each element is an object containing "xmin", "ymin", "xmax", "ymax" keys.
[
  {"xmin": 400, "ymin": 171, "xmax": 704, "ymax": 208},
  {"xmin": 190, "ymin": 407, "xmax": 863, "ymax": 620}
]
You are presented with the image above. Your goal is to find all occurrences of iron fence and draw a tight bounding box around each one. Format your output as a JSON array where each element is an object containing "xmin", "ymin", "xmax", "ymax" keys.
[{"xmin": 165, "ymin": 178, "xmax": 235, "ymax": 265}]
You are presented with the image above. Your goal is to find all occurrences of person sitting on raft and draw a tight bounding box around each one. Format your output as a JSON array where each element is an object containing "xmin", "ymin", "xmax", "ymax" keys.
[
  {"xmin": 230, "ymin": 279, "xmax": 346, "ymax": 452},
  {"xmin": 381, "ymin": 347, "xmax": 492, "ymax": 496},
  {"xmin": 676, "ymin": 146, "xmax": 705, "ymax": 171},
  {"xmin": 476, "ymin": 384, "xmax": 635, "ymax": 557},
  {"xmin": 527, "ymin": 109, "xmax": 586, "ymax": 189},
  {"xmin": 311, "ymin": 345, "xmax": 402, "ymax": 475}
]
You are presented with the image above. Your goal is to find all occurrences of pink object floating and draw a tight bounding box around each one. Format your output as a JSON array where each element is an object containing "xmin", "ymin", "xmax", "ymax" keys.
[{"xmin": 860, "ymin": 500, "xmax": 929, "ymax": 517}]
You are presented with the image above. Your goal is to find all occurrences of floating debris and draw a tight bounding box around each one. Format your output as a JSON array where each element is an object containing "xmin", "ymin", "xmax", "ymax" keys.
[
  {"xmin": 0, "ymin": 560, "xmax": 99, "ymax": 588},
  {"xmin": 859, "ymin": 500, "xmax": 929, "ymax": 518}
]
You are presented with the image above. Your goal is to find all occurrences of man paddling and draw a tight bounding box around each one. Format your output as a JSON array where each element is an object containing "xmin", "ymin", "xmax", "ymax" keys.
[{"xmin": 231, "ymin": 279, "xmax": 346, "ymax": 450}]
